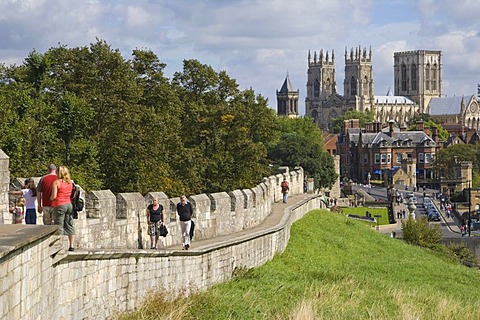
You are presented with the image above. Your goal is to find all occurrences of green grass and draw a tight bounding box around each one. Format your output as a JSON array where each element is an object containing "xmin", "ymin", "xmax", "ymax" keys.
[
  {"xmin": 341, "ymin": 206, "xmax": 390, "ymax": 225},
  {"xmin": 118, "ymin": 210, "xmax": 480, "ymax": 320}
]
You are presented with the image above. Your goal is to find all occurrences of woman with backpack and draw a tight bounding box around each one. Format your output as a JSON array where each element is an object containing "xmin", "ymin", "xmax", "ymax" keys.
[{"xmin": 51, "ymin": 166, "xmax": 75, "ymax": 251}]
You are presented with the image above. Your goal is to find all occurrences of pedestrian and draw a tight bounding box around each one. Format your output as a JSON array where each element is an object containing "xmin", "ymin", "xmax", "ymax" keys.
[
  {"xmin": 146, "ymin": 198, "xmax": 164, "ymax": 249},
  {"xmin": 9, "ymin": 178, "xmax": 37, "ymax": 224},
  {"xmin": 50, "ymin": 166, "xmax": 75, "ymax": 251},
  {"xmin": 10, "ymin": 197, "xmax": 26, "ymax": 224},
  {"xmin": 176, "ymin": 195, "xmax": 193, "ymax": 250},
  {"xmin": 37, "ymin": 164, "xmax": 58, "ymax": 225},
  {"xmin": 281, "ymin": 178, "xmax": 289, "ymax": 203}
]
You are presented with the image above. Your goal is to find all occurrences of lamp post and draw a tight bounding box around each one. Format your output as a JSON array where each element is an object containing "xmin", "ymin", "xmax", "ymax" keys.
[{"xmin": 468, "ymin": 180, "xmax": 471, "ymax": 237}]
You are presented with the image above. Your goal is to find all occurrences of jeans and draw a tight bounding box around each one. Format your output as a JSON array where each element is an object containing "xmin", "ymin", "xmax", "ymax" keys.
[
  {"xmin": 25, "ymin": 209, "xmax": 37, "ymax": 224},
  {"xmin": 283, "ymin": 192, "xmax": 288, "ymax": 203},
  {"xmin": 180, "ymin": 220, "xmax": 192, "ymax": 246}
]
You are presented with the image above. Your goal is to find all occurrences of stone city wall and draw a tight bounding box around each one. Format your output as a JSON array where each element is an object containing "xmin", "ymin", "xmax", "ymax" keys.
[
  {"xmin": 60, "ymin": 168, "xmax": 303, "ymax": 250},
  {"xmin": 0, "ymin": 190, "xmax": 323, "ymax": 320}
]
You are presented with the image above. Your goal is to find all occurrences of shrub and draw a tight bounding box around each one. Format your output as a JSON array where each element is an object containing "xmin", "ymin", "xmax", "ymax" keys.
[
  {"xmin": 401, "ymin": 217, "xmax": 442, "ymax": 247},
  {"xmin": 445, "ymin": 242, "xmax": 479, "ymax": 268}
]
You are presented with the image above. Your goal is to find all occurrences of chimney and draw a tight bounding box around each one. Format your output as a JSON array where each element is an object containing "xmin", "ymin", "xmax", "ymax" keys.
[
  {"xmin": 416, "ymin": 120, "xmax": 424, "ymax": 131},
  {"xmin": 389, "ymin": 120, "xmax": 394, "ymax": 137},
  {"xmin": 432, "ymin": 126, "xmax": 438, "ymax": 142},
  {"xmin": 351, "ymin": 119, "xmax": 360, "ymax": 128},
  {"xmin": 342, "ymin": 120, "xmax": 351, "ymax": 135}
]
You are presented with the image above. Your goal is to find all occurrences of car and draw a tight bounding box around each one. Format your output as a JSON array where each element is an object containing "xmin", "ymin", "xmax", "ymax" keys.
[
  {"xmin": 428, "ymin": 213, "xmax": 441, "ymax": 221},
  {"xmin": 405, "ymin": 191, "xmax": 414, "ymax": 198},
  {"xmin": 410, "ymin": 196, "xmax": 418, "ymax": 204}
]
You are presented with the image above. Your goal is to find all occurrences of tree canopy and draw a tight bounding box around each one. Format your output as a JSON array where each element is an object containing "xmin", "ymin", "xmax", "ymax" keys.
[
  {"xmin": 330, "ymin": 109, "xmax": 375, "ymax": 134},
  {"xmin": 267, "ymin": 117, "xmax": 337, "ymax": 189},
  {"xmin": 2, "ymin": 40, "xmax": 332, "ymax": 196}
]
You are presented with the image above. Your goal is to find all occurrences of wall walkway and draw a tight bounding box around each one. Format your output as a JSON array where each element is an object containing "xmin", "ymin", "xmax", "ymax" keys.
[{"xmin": 0, "ymin": 166, "xmax": 327, "ymax": 319}]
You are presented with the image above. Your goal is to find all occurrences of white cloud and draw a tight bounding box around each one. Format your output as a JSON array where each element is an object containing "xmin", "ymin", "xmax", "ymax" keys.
[{"xmin": 0, "ymin": 0, "xmax": 479, "ymax": 113}]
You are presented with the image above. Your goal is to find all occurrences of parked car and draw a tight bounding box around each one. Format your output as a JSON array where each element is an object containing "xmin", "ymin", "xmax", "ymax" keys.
[
  {"xmin": 405, "ymin": 191, "xmax": 414, "ymax": 198},
  {"xmin": 428, "ymin": 212, "xmax": 441, "ymax": 221}
]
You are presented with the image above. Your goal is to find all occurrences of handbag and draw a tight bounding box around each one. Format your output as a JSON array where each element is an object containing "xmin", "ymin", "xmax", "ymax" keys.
[{"xmin": 159, "ymin": 223, "xmax": 169, "ymax": 237}]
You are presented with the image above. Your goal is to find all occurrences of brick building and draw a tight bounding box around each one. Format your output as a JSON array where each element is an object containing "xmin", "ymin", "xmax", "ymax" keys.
[{"xmin": 337, "ymin": 119, "xmax": 441, "ymax": 188}]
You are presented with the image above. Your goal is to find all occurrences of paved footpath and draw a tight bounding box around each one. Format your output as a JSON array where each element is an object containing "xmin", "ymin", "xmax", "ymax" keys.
[{"xmin": 164, "ymin": 193, "xmax": 313, "ymax": 251}]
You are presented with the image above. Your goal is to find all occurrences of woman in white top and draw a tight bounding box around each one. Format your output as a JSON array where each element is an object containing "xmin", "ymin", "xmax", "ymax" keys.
[{"xmin": 10, "ymin": 178, "xmax": 38, "ymax": 224}]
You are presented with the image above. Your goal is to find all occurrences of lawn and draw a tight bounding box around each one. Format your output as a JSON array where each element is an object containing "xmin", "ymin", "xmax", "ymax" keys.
[
  {"xmin": 341, "ymin": 206, "xmax": 390, "ymax": 225},
  {"xmin": 118, "ymin": 210, "xmax": 480, "ymax": 320}
]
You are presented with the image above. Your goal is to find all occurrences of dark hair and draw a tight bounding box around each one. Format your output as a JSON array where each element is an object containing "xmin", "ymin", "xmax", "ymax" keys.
[{"xmin": 26, "ymin": 178, "xmax": 37, "ymax": 197}]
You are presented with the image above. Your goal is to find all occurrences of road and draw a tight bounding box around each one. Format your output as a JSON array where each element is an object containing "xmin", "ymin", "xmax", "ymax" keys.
[{"xmin": 351, "ymin": 184, "xmax": 463, "ymax": 238}]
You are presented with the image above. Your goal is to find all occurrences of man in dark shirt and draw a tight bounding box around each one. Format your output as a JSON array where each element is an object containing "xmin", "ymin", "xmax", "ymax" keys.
[{"xmin": 177, "ymin": 195, "xmax": 193, "ymax": 250}]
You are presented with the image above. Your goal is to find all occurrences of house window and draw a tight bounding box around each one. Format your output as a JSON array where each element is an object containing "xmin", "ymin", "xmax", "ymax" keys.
[
  {"xmin": 418, "ymin": 153, "xmax": 424, "ymax": 163},
  {"xmin": 396, "ymin": 154, "xmax": 403, "ymax": 163},
  {"xmin": 387, "ymin": 154, "xmax": 391, "ymax": 164},
  {"xmin": 363, "ymin": 154, "xmax": 368, "ymax": 164},
  {"xmin": 407, "ymin": 153, "xmax": 412, "ymax": 160},
  {"xmin": 381, "ymin": 154, "xmax": 387, "ymax": 164},
  {"xmin": 425, "ymin": 153, "xmax": 431, "ymax": 164},
  {"xmin": 375, "ymin": 154, "xmax": 380, "ymax": 164}
]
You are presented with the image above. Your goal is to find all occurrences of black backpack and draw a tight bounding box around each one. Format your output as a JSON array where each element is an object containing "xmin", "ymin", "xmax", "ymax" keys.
[{"xmin": 70, "ymin": 183, "xmax": 85, "ymax": 215}]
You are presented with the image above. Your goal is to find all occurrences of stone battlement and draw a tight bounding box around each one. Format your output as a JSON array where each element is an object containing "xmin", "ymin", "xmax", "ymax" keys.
[{"xmin": 0, "ymin": 163, "xmax": 315, "ymax": 319}]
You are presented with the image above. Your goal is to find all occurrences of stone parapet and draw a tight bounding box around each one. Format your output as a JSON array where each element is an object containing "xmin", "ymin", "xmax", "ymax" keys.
[{"xmin": 0, "ymin": 194, "xmax": 321, "ymax": 319}]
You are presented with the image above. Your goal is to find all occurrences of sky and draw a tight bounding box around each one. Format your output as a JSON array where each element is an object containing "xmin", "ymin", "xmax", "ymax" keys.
[{"xmin": 1, "ymin": 0, "xmax": 480, "ymax": 116}]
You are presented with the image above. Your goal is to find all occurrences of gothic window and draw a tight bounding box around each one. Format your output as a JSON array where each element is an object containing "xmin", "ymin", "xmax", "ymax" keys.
[
  {"xmin": 426, "ymin": 63, "xmax": 430, "ymax": 91},
  {"xmin": 350, "ymin": 76, "xmax": 357, "ymax": 96},
  {"xmin": 401, "ymin": 64, "xmax": 407, "ymax": 91},
  {"xmin": 364, "ymin": 76, "xmax": 368, "ymax": 95},
  {"xmin": 432, "ymin": 64, "xmax": 437, "ymax": 91},
  {"xmin": 411, "ymin": 64, "xmax": 417, "ymax": 90},
  {"xmin": 314, "ymin": 79, "xmax": 320, "ymax": 97},
  {"xmin": 326, "ymin": 78, "xmax": 331, "ymax": 94}
]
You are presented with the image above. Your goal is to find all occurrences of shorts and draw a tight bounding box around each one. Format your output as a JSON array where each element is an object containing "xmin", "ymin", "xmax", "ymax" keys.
[{"xmin": 148, "ymin": 222, "xmax": 161, "ymax": 236}]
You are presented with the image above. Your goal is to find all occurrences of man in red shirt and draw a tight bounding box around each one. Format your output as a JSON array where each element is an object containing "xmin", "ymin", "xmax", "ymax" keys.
[{"xmin": 37, "ymin": 164, "xmax": 58, "ymax": 225}]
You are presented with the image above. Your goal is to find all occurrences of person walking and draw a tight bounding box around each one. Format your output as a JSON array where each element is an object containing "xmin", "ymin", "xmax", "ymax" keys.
[
  {"xmin": 281, "ymin": 178, "xmax": 289, "ymax": 203},
  {"xmin": 37, "ymin": 164, "xmax": 58, "ymax": 225},
  {"xmin": 9, "ymin": 178, "xmax": 38, "ymax": 224},
  {"xmin": 146, "ymin": 198, "xmax": 164, "ymax": 249},
  {"xmin": 176, "ymin": 195, "xmax": 193, "ymax": 250},
  {"xmin": 50, "ymin": 166, "xmax": 75, "ymax": 251}
]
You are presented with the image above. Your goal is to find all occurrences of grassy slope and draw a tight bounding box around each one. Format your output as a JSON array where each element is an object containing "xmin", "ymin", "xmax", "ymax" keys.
[{"xmin": 120, "ymin": 210, "xmax": 480, "ymax": 320}]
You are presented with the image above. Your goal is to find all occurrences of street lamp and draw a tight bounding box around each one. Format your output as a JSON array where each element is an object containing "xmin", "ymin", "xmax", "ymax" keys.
[{"xmin": 468, "ymin": 180, "xmax": 471, "ymax": 237}]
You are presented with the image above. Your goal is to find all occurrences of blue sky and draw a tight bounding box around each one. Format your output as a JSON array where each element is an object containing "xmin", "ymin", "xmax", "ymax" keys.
[{"xmin": 1, "ymin": 0, "xmax": 479, "ymax": 115}]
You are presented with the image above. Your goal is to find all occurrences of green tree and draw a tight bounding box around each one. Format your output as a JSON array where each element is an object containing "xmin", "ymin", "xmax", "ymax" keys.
[
  {"xmin": 434, "ymin": 144, "xmax": 480, "ymax": 187},
  {"xmin": 407, "ymin": 114, "xmax": 448, "ymax": 141},
  {"xmin": 330, "ymin": 109, "xmax": 375, "ymax": 133},
  {"xmin": 172, "ymin": 60, "xmax": 276, "ymax": 194},
  {"xmin": 268, "ymin": 117, "xmax": 336, "ymax": 189}
]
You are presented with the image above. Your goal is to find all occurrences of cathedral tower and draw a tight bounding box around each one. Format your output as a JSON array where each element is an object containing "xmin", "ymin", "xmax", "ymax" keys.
[
  {"xmin": 394, "ymin": 50, "xmax": 442, "ymax": 113},
  {"xmin": 305, "ymin": 49, "xmax": 337, "ymax": 126},
  {"xmin": 343, "ymin": 46, "xmax": 374, "ymax": 112},
  {"xmin": 276, "ymin": 74, "xmax": 299, "ymax": 117}
]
